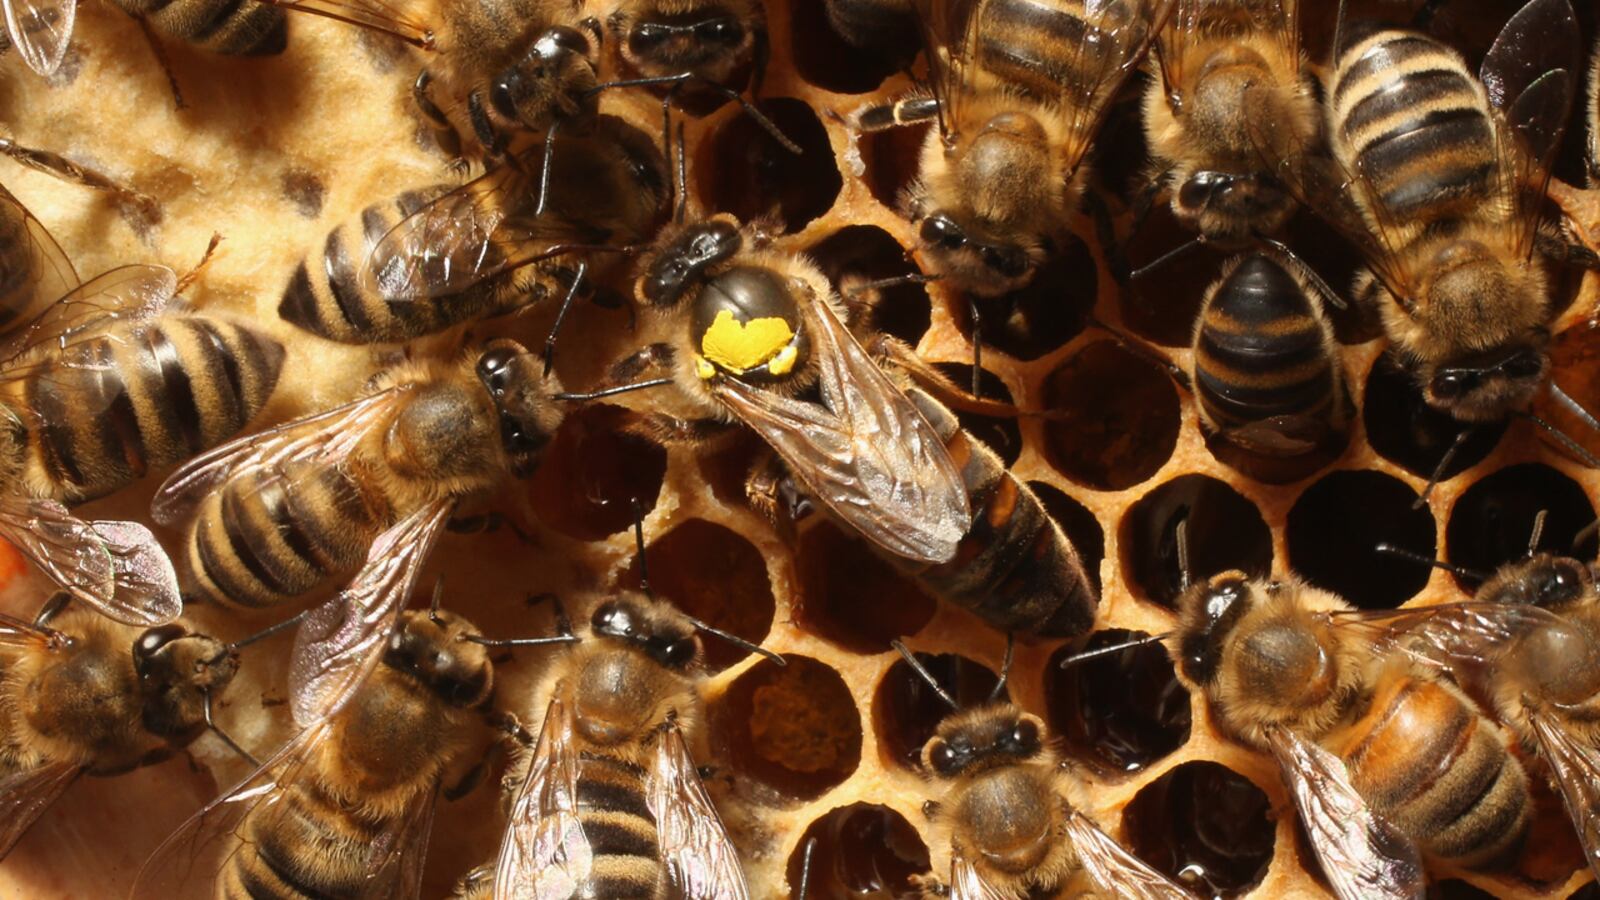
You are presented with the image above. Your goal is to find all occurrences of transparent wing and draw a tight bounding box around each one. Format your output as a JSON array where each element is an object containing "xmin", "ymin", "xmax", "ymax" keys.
[
  {"xmin": 248, "ymin": 0, "xmax": 430, "ymax": 45},
  {"xmin": 0, "ymin": 183, "xmax": 76, "ymax": 337},
  {"xmin": 0, "ymin": 610, "xmax": 61, "ymax": 648},
  {"xmin": 711, "ymin": 297, "xmax": 969, "ymax": 564},
  {"xmin": 1525, "ymin": 707, "xmax": 1600, "ymax": 883},
  {"xmin": 1324, "ymin": 602, "xmax": 1562, "ymax": 670},
  {"xmin": 493, "ymin": 695, "xmax": 593, "ymax": 900},
  {"xmin": 0, "ymin": 761, "xmax": 82, "ymax": 860},
  {"xmin": 947, "ymin": 844, "xmax": 1008, "ymax": 900},
  {"xmin": 0, "ymin": 498, "xmax": 178, "ymax": 625},
  {"xmin": 910, "ymin": 0, "xmax": 981, "ymax": 138},
  {"xmin": 86, "ymin": 519, "xmax": 180, "ymax": 625},
  {"xmin": 1, "ymin": 0, "xmax": 74, "ymax": 75},
  {"xmin": 150, "ymin": 386, "xmax": 406, "ymax": 525},
  {"xmin": 1063, "ymin": 811, "xmax": 1191, "ymax": 900},
  {"xmin": 1265, "ymin": 726, "xmax": 1426, "ymax": 900},
  {"xmin": 0, "ymin": 264, "xmax": 172, "ymax": 369},
  {"xmin": 1053, "ymin": 0, "xmax": 1176, "ymax": 175},
  {"xmin": 288, "ymin": 499, "xmax": 451, "ymax": 727},
  {"xmin": 648, "ymin": 722, "xmax": 749, "ymax": 900}
]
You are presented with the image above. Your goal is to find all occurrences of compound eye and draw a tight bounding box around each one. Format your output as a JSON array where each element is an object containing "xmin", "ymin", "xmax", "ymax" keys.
[
  {"xmin": 919, "ymin": 215, "xmax": 966, "ymax": 251},
  {"xmin": 1503, "ymin": 352, "xmax": 1542, "ymax": 378},
  {"xmin": 476, "ymin": 346, "xmax": 517, "ymax": 394},
  {"xmin": 696, "ymin": 17, "xmax": 741, "ymax": 43},
  {"xmin": 1202, "ymin": 578, "xmax": 1246, "ymax": 625},
  {"xmin": 592, "ymin": 601, "xmax": 633, "ymax": 637},
  {"xmin": 1431, "ymin": 370, "xmax": 1476, "ymax": 400},
  {"xmin": 1537, "ymin": 561, "xmax": 1585, "ymax": 607},
  {"xmin": 929, "ymin": 740, "xmax": 959, "ymax": 774},
  {"xmin": 1178, "ymin": 171, "xmax": 1229, "ymax": 210},
  {"xmin": 632, "ymin": 22, "xmax": 670, "ymax": 52},
  {"xmin": 1010, "ymin": 719, "xmax": 1039, "ymax": 752},
  {"xmin": 659, "ymin": 637, "xmax": 695, "ymax": 667},
  {"xmin": 134, "ymin": 624, "xmax": 187, "ymax": 661},
  {"xmin": 489, "ymin": 77, "xmax": 518, "ymax": 119},
  {"xmin": 535, "ymin": 25, "xmax": 589, "ymax": 58}
]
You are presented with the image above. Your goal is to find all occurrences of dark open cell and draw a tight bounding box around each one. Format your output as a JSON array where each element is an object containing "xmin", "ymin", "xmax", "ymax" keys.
[
  {"xmin": 707, "ymin": 655, "xmax": 862, "ymax": 803},
  {"xmin": 1569, "ymin": 884, "xmax": 1600, "ymax": 899},
  {"xmin": 807, "ymin": 224, "xmax": 931, "ymax": 348},
  {"xmin": 788, "ymin": 0, "xmax": 915, "ymax": 93},
  {"xmin": 1433, "ymin": 881, "xmax": 1496, "ymax": 899},
  {"xmin": 860, "ymin": 121, "xmax": 928, "ymax": 211},
  {"xmin": 928, "ymin": 363, "xmax": 1021, "ymax": 466},
  {"xmin": 698, "ymin": 97, "xmax": 841, "ymax": 233},
  {"xmin": 1537, "ymin": 321, "xmax": 1600, "ymax": 471},
  {"xmin": 950, "ymin": 233, "xmax": 1096, "ymax": 361},
  {"xmin": 794, "ymin": 520, "xmax": 937, "ymax": 654},
  {"xmin": 698, "ymin": 430, "xmax": 769, "ymax": 509},
  {"xmin": 1042, "ymin": 340, "xmax": 1181, "ymax": 491},
  {"xmin": 1046, "ymin": 630, "xmax": 1190, "ymax": 776},
  {"xmin": 1364, "ymin": 351, "xmax": 1506, "ymax": 481},
  {"xmin": 785, "ymin": 803, "xmax": 932, "ymax": 899},
  {"xmin": 873, "ymin": 651, "xmax": 1000, "ymax": 771},
  {"xmin": 1287, "ymin": 469, "xmax": 1436, "ymax": 608},
  {"xmin": 1029, "ymin": 481, "xmax": 1105, "ymax": 597},
  {"xmin": 617, "ymin": 519, "xmax": 775, "ymax": 673},
  {"xmin": 1123, "ymin": 761, "xmax": 1276, "ymax": 899},
  {"xmin": 1279, "ymin": 212, "xmax": 1378, "ymax": 345},
  {"xmin": 527, "ymin": 404, "xmax": 667, "ymax": 540},
  {"xmin": 1117, "ymin": 206, "xmax": 1214, "ymax": 348},
  {"xmin": 1120, "ymin": 474, "xmax": 1273, "ymax": 608},
  {"xmin": 1446, "ymin": 463, "xmax": 1600, "ymax": 593}
]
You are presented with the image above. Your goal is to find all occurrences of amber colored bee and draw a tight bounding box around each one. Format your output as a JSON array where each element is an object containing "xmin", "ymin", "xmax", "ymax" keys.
[
  {"xmin": 1172, "ymin": 571, "xmax": 1532, "ymax": 898},
  {"xmin": 280, "ymin": 117, "xmax": 667, "ymax": 346},
  {"xmin": 1142, "ymin": 0, "xmax": 1317, "ymax": 247},
  {"xmin": 852, "ymin": 0, "xmax": 1171, "ymax": 297},
  {"xmin": 605, "ymin": 0, "xmax": 766, "ymax": 100},
  {"xmin": 0, "ymin": 596, "xmax": 244, "ymax": 860},
  {"xmin": 0, "ymin": 0, "xmax": 283, "ymax": 77},
  {"xmin": 150, "ymin": 338, "xmax": 562, "ymax": 611}
]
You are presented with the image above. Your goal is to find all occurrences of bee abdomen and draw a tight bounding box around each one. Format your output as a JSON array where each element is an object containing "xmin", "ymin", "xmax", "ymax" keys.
[
  {"xmin": 222, "ymin": 782, "xmax": 396, "ymax": 899},
  {"xmin": 24, "ymin": 316, "xmax": 284, "ymax": 504},
  {"xmin": 279, "ymin": 186, "xmax": 509, "ymax": 344},
  {"xmin": 575, "ymin": 754, "xmax": 662, "ymax": 897},
  {"xmin": 189, "ymin": 462, "xmax": 381, "ymax": 609},
  {"xmin": 113, "ymin": 0, "xmax": 287, "ymax": 56},
  {"xmin": 1331, "ymin": 32, "xmax": 1495, "ymax": 224},
  {"xmin": 1342, "ymin": 678, "xmax": 1530, "ymax": 867}
]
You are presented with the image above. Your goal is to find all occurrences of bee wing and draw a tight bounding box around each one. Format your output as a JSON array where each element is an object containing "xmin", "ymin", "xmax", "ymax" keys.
[
  {"xmin": 1, "ymin": 0, "xmax": 74, "ymax": 75},
  {"xmin": 358, "ymin": 780, "xmax": 440, "ymax": 900},
  {"xmin": 1264, "ymin": 726, "xmax": 1426, "ymax": 900},
  {"xmin": 1062, "ymin": 811, "xmax": 1191, "ymax": 900},
  {"xmin": 0, "ymin": 761, "xmax": 83, "ymax": 860},
  {"xmin": 150, "ymin": 386, "xmax": 406, "ymax": 525},
  {"xmin": 947, "ymin": 843, "xmax": 1009, "ymax": 900},
  {"xmin": 248, "ymin": 0, "xmax": 430, "ymax": 45},
  {"xmin": 910, "ymin": 0, "xmax": 981, "ymax": 139},
  {"xmin": 0, "ymin": 184, "xmax": 77, "ymax": 336},
  {"xmin": 0, "ymin": 610, "xmax": 59, "ymax": 647},
  {"xmin": 493, "ymin": 695, "xmax": 594, "ymax": 900},
  {"xmin": 1053, "ymin": 0, "xmax": 1176, "ymax": 175},
  {"xmin": 0, "ymin": 498, "xmax": 179, "ymax": 626},
  {"xmin": 1221, "ymin": 415, "xmax": 1328, "ymax": 457},
  {"xmin": 1324, "ymin": 602, "xmax": 1563, "ymax": 670},
  {"xmin": 710, "ymin": 297, "xmax": 969, "ymax": 565},
  {"xmin": 0, "ymin": 264, "xmax": 174, "ymax": 369},
  {"xmin": 647, "ymin": 721, "xmax": 749, "ymax": 900},
  {"xmin": 1479, "ymin": 0, "xmax": 1580, "ymax": 260},
  {"xmin": 288, "ymin": 499, "xmax": 452, "ymax": 728},
  {"xmin": 1525, "ymin": 706, "xmax": 1600, "ymax": 883}
]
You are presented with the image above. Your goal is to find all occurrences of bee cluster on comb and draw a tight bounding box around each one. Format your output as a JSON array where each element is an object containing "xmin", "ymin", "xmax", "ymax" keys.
[{"xmin": 3, "ymin": 0, "xmax": 1600, "ymax": 897}]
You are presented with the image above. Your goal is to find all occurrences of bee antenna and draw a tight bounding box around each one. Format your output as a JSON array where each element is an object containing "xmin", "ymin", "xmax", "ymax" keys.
[
  {"xmin": 674, "ymin": 120, "xmax": 688, "ymax": 226},
  {"xmin": 683, "ymin": 611, "xmax": 786, "ymax": 666},
  {"xmin": 533, "ymin": 117, "xmax": 563, "ymax": 220},
  {"xmin": 1129, "ymin": 236, "xmax": 1205, "ymax": 282},
  {"xmin": 1258, "ymin": 238, "xmax": 1347, "ymax": 310},
  {"xmin": 1547, "ymin": 382, "xmax": 1600, "ymax": 435},
  {"xmin": 1085, "ymin": 314, "xmax": 1189, "ymax": 388},
  {"xmin": 1573, "ymin": 518, "xmax": 1600, "ymax": 553},
  {"xmin": 969, "ymin": 298, "xmax": 983, "ymax": 401},
  {"xmin": 553, "ymin": 377, "xmax": 675, "ymax": 402},
  {"xmin": 586, "ymin": 73, "xmax": 802, "ymax": 155},
  {"xmin": 542, "ymin": 259, "xmax": 588, "ymax": 378},
  {"xmin": 1413, "ymin": 426, "xmax": 1474, "ymax": 510},
  {"xmin": 986, "ymin": 633, "xmax": 1014, "ymax": 703},
  {"xmin": 1175, "ymin": 516, "xmax": 1193, "ymax": 593},
  {"xmin": 428, "ymin": 575, "xmax": 446, "ymax": 623},
  {"xmin": 1528, "ymin": 509, "xmax": 1549, "ymax": 558},
  {"xmin": 1057, "ymin": 633, "xmax": 1170, "ymax": 669},
  {"xmin": 1373, "ymin": 542, "xmax": 1488, "ymax": 582},
  {"xmin": 795, "ymin": 837, "xmax": 817, "ymax": 898},
  {"xmin": 461, "ymin": 594, "xmax": 581, "ymax": 648},
  {"xmin": 225, "ymin": 609, "xmax": 309, "ymax": 653},
  {"xmin": 204, "ymin": 689, "xmax": 260, "ymax": 769},
  {"xmin": 890, "ymin": 640, "xmax": 959, "ymax": 710},
  {"xmin": 1521, "ymin": 411, "xmax": 1600, "ymax": 471},
  {"xmin": 629, "ymin": 497, "xmax": 651, "ymax": 597},
  {"xmin": 174, "ymin": 232, "xmax": 223, "ymax": 296}
]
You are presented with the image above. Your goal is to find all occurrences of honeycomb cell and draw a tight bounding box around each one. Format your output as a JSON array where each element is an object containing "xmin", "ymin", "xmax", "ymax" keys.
[
  {"xmin": 1122, "ymin": 761, "xmax": 1276, "ymax": 899},
  {"xmin": 1364, "ymin": 351, "xmax": 1505, "ymax": 482},
  {"xmin": 1120, "ymin": 474, "xmax": 1272, "ymax": 608},
  {"xmin": 527, "ymin": 404, "xmax": 667, "ymax": 540},
  {"xmin": 1045, "ymin": 630, "xmax": 1190, "ymax": 776},
  {"xmin": 860, "ymin": 121, "xmax": 928, "ymax": 211},
  {"xmin": 1434, "ymin": 881, "xmax": 1495, "ymax": 899},
  {"xmin": 698, "ymin": 430, "xmax": 768, "ymax": 509},
  {"xmin": 1288, "ymin": 469, "xmax": 1436, "ymax": 609},
  {"xmin": 1043, "ymin": 341, "xmax": 1181, "ymax": 491},
  {"xmin": 787, "ymin": 0, "xmax": 913, "ymax": 94},
  {"xmin": 794, "ymin": 521, "xmax": 937, "ymax": 654},
  {"xmin": 929, "ymin": 363, "xmax": 1021, "ymax": 466},
  {"xmin": 698, "ymin": 97, "xmax": 841, "ymax": 233},
  {"xmin": 785, "ymin": 803, "xmax": 932, "ymax": 899},
  {"xmin": 1028, "ymin": 481, "xmax": 1105, "ymax": 597},
  {"xmin": 807, "ymin": 224, "xmax": 931, "ymax": 348},
  {"xmin": 950, "ymin": 234, "xmax": 1096, "ymax": 361},
  {"xmin": 618, "ymin": 519, "xmax": 775, "ymax": 673},
  {"xmin": 1445, "ymin": 463, "xmax": 1600, "ymax": 592},
  {"xmin": 874, "ymin": 651, "xmax": 1000, "ymax": 770},
  {"xmin": 708, "ymin": 655, "xmax": 862, "ymax": 803},
  {"xmin": 1117, "ymin": 209, "xmax": 1213, "ymax": 348}
]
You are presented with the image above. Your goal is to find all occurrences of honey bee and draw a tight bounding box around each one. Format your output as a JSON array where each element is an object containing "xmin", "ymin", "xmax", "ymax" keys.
[
  {"xmin": 490, "ymin": 589, "xmax": 754, "ymax": 898},
  {"xmin": 852, "ymin": 0, "xmax": 1171, "ymax": 297},
  {"xmin": 0, "ymin": 0, "xmax": 284, "ymax": 76},
  {"xmin": 604, "ymin": 0, "xmax": 765, "ymax": 100},
  {"xmin": 889, "ymin": 640, "xmax": 1189, "ymax": 899},
  {"xmin": 281, "ymin": 117, "xmax": 668, "ymax": 346},
  {"xmin": 0, "ymin": 595, "xmax": 247, "ymax": 860},
  {"xmin": 151, "ymin": 338, "xmax": 562, "ymax": 611},
  {"xmin": 1142, "ymin": 0, "xmax": 1316, "ymax": 247},
  {"xmin": 1262, "ymin": 0, "xmax": 1584, "ymax": 425},
  {"xmin": 1172, "ymin": 570, "xmax": 1533, "ymax": 898}
]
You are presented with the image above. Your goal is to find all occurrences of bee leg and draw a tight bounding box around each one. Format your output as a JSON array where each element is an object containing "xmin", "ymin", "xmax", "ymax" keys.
[
  {"xmin": 745, "ymin": 449, "xmax": 808, "ymax": 541},
  {"xmin": 629, "ymin": 412, "xmax": 735, "ymax": 444},
  {"xmin": 443, "ymin": 750, "xmax": 495, "ymax": 801},
  {"xmin": 413, "ymin": 70, "xmax": 467, "ymax": 174},
  {"xmin": 609, "ymin": 342, "xmax": 677, "ymax": 383},
  {"xmin": 854, "ymin": 92, "xmax": 940, "ymax": 133},
  {"xmin": 466, "ymin": 90, "xmax": 509, "ymax": 161},
  {"xmin": 921, "ymin": 799, "xmax": 942, "ymax": 820},
  {"xmin": 1535, "ymin": 220, "xmax": 1600, "ymax": 271},
  {"xmin": 1087, "ymin": 185, "xmax": 1135, "ymax": 284},
  {"xmin": 32, "ymin": 591, "xmax": 71, "ymax": 628},
  {"xmin": 131, "ymin": 15, "xmax": 186, "ymax": 112},
  {"xmin": 0, "ymin": 137, "xmax": 162, "ymax": 233}
]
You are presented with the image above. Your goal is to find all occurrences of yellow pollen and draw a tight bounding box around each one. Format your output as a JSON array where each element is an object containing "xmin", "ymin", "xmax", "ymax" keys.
[{"xmin": 700, "ymin": 309, "xmax": 794, "ymax": 374}]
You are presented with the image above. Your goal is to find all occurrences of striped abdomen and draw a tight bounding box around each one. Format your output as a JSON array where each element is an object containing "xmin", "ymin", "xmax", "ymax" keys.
[
  {"xmin": 891, "ymin": 388, "xmax": 1096, "ymax": 637},
  {"xmin": 974, "ymin": 0, "xmax": 1112, "ymax": 109},
  {"xmin": 573, "ymin": 752, "xmax": 663, "ymax": 898},
  {"xmin": 112, "ymin": 0, "xmax": 286, "ymax": 55},
  {"xmin": 1328, "ymin": 31, "xmax": 1496, "ymax": 228},
  {"xmin": 11, "ymin": 316, "xmax": 283, "ymax": 504},
  {"xmin": 1192, "ymin": 253, "xmax": 1342, "ymax": 440},
  {"xmin": 1337, "ymin": 676, "xmax": 1530, "ymax": 868},
  {"xmin": 188, "ymin": 460, "xmax": 384, "ymax": 609},
  {"xmin": 279, "ymin": 186, "xmax": 520, "ymax": 344}
]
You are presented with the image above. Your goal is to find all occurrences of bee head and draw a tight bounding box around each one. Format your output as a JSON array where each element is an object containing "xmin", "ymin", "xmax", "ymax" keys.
[
  {"xmin": 1424, "ymin": 340, "xmax": 1548, "ymax": 424},
  {"xmin": 1172, "ymin": 170, "xmax": 1294, "ymax": 248},
  {"xmin": 916, "ymin": 212, "xmax": 1037, "ymax": 297},
  {"xmin": 387, "ymin": 609, "xmax": 495, "ymax": 710},
  {"xmin": 475, "ymin": 339, "xmax": 562, "ymax": 478},
  {"xmin": 923, "ymin": 705, "xmax": 1044, "ymax": 778},
  {"xmin": 1479, "ymin": 554, "xmax": 1593, "ymax": 612},
  {"xmin": 621, "ymin": 6, "xmax": 752, "ymax": 83},
  {"xmin": 639, "ymin": 219, "xmax": 742, "ymax": 308},
  {"xmin": 589, "ymin": 593, "xmax": 701, "ymax": 671},
  {"xmin": 133, "ymin": 624, "xmax": 238, "ymax": 739},
  {"xmin": 1174, "ymin": 572, "xmax": 1255, "ymax": 685},
  {"xmin": 492, "ymin": 26, "xmax": 599, "ymax": 130}
]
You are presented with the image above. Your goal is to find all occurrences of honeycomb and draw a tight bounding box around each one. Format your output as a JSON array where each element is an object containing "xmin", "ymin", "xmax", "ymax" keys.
[{"xmin": 1, "ymin": 0, "xmax": 1600, "ymax": 897}]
